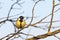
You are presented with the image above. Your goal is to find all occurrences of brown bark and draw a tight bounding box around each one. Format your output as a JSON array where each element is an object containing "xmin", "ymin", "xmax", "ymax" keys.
[{"xmin": 26, "ymin": 29, "xmax": 60, "ymax": 40}]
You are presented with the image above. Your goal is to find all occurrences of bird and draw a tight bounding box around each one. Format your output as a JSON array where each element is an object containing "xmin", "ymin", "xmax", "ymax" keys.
[{"xmin": 16, "ymin": 16, "xmax": 26, "ymax": 29}]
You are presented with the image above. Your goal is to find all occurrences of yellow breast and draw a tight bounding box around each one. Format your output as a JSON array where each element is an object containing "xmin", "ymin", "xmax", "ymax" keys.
[{"xmin": 16, "ymin": 20, "xmax": 26, "ymax": 29}]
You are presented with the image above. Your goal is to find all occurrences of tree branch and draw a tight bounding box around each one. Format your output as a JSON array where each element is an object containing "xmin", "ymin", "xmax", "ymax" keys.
[
  {"xmin": 7, "ymin": 0, "xmax": 21, "ymax": 20},
  {"xmin": 26, "ymin": 29, "xmax": 60, "ymax": 40},
  {"xmin": 31, "ymin": 4, "xmax": 60, "ymax": 26},
  {"xmin": 48, "ymin": 0, "xmax": 55, "ymax": 32}
]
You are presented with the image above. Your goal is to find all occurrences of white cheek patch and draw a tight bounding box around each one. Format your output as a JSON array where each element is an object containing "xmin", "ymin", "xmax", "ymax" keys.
[{"xmin": 18, "ymin": 18, "xmax": 20, "ymax": 20}]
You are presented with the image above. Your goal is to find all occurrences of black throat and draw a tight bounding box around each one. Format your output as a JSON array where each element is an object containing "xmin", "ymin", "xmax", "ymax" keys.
[{"xmin": 20, "ymin": 19, "xmax": 23, "ymax": 22}]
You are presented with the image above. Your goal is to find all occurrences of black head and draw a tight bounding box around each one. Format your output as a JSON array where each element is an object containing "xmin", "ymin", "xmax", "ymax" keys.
[{"xmin": 19, "ymin": 16, "xmax": 24, "ymax": 20}]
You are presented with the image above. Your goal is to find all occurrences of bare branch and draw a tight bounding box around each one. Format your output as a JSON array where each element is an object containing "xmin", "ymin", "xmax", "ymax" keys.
[
  {"xmin": 6, "ymin": 30, "xmax": 22, "ymax": 40},
  {"xmin": 7, "ymin": 0, "xmax": 22, "ymax": 20},
  {"xmin": 48, "ymin": 0, "xmax": 55, "ymax": 32},
  {"xmin": 26, "ymin": 0, "xmax": 44, "ymax": 28},
  {"xmin": 0, "ymin": 11, "xmax": 24, "ymax": 20},
  {"xmin": 54, "ymin": 3, "xmax": 60, "ymax": 7},
  {"xmin": 54, "ymin": 35, "xmax": 60, "ymax": 40},
  {"xmin": 40, "ymin": 20, "xmax": 60, "ymax": 23},
  {"xmin": 31, "ymin": 5, "xmax": 60, "ymax": 26}
]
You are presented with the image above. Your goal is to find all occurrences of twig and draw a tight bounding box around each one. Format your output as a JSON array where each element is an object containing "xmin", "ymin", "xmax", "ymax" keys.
[
  {"xmin": 31, "ymin": 4, "xmax": 60, "ymax": 26},
  {"xmin": 7, "ymin": 0, "xmax": 21, "ymax": 20},
  {"xmin": 0, "ymin": 33, "xmax": 14, "ymax": 40},
  {"xmin": 40, "ymin": 20, "xmax": 60, "ymax": 23},
  {"xmin": 26, "ymin": 0, "xmax": 43, "ymax": 28},
  {"xmin": 54, "ymin": 3, "xmax": 60, "ymax": 7},
  {"xmin": 6, "ymin": 29, "xmax": 22, "ymax": 40},
  {"xmin": 54, "ymin": 35, "xmax": 60, "ymax": 40},
  {"xmin": 48, "ymin": 0, "xmax": 55, "ymax": 32}
]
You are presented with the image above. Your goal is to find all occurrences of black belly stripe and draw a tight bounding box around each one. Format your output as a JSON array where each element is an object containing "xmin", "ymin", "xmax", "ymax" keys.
[
  {"xmin": 19, "ymin": 20, "xmax": 23, "ymax": 28},
  {"xmin": 20, "ymin": 22, "xmax": 22, "ymax": 28}
]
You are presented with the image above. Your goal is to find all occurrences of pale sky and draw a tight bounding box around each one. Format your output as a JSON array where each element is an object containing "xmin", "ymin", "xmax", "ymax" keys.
[{"xmin": 0, "ymin": 0, "xmax": 60, "ymax": 40}]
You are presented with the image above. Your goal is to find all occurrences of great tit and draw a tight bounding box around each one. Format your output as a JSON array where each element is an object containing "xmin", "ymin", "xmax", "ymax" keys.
[{"xmin": 16, "ymin": 16, "xmax": 26, "ymax": 29}]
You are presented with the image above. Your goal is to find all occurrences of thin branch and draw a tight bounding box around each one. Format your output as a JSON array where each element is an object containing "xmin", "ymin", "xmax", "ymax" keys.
[
  {"xmin": 5, "ymin": 29, "xmax": 34, "ymax": 40},
  {"xmin": 26, "ymin": 0, "xmax": 36, "ymax": 27},
  {"xmin": 48, "ymin": 0, "xmax": 55, "ymax": 32},
  {"xmin": 26, "ymin": 0, "xmax": 44, "ymax": 28},
  {"xmin": 0, "ymin": 11, "xmax": 24, "ymax": 20},
  {"xmin": 7, "ymin": 3, "xmax": 15, "ymax": 20},
  {"xmin": 32, "ymin": 25, "xmax": 47, "ymax": 30},
  {"xmin": 6, "ymin": 30, "xmax": 22, "ymax": 40},
  {"xmin": 0, "ymin": 33, "xmax": 14, "ymax": 40},
  {"xmin": 54, "ymin": 35, "xmax": 60, "ymax": 40},
  {"xmin": 7, "ymin": 0, "xmax": 22, "ymax": 20},
  {"xmin": 54, "ymin": 3, "xmax": 60, "ymax": 7},
  {"xmin": 40, "ymin": 20, "xmax": 60, "ymax": 23},
  {"xmin": 31, "ymin": 5, "xmax": 60, "ymax": 26},
  {"xmin": 0, "ymin": 20, "xmax": 7, "ymax": 24}
]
